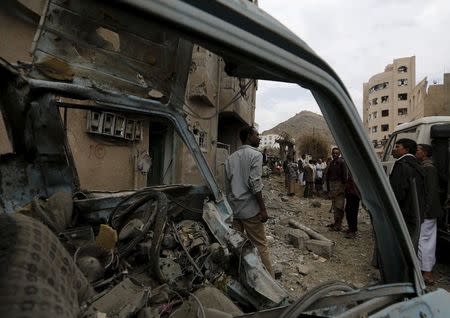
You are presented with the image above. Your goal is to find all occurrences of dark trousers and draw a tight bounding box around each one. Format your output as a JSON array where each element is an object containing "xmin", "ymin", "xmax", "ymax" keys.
[
  {"xmin": 304, "ymin": 182, "xmax": 314, "ymax": 198},
  {"xmin": 345, "ymin": 192, "xmax": 360, "ymax": 232}
]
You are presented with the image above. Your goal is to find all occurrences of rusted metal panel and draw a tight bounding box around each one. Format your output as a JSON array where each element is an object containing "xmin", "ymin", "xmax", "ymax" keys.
[{"xmin": 31, "ymin": 0, "xmax": 187, "ymax": 98}]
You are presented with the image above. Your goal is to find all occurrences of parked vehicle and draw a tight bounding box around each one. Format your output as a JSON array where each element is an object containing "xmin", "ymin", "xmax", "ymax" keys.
[
  {"xmin": 381, "ymin": 116, "xmax": 450, "ymax": 256},
  {"xmin": 1, "ymin": 1, "xmax": 450, "ymax": 317}
]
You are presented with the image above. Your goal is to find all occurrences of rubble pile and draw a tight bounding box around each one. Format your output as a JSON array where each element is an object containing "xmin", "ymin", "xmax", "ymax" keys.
[{"xmin": 261, "ymin": 174, "xmax": 379, "ymax": 296}]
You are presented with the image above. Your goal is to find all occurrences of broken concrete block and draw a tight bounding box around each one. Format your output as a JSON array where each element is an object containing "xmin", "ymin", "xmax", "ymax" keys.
[
  {"xmin": 296, "ymin": 264, "xmax": 310, "ymax": 275},
  {"xmin": 280, "ymin": 196, "xmax": 289, "ymax": 202},
  {"xmin": 287, "ymin": 228, "xmax": 309, "ymax": 249},
  {"xmin": 289, "ymin": 220, "xmax": 331, "ymax": 242},
  {"xmin": 306, "ymin": 239, "xmax": 333, "ymax": 258},
  {"xmin": 310, "ymin": 200, "xmax": 321, "ymax": 208},
  {"xmin": 278, "ymin": 217, "xmax": 292, "ymax": 226}
]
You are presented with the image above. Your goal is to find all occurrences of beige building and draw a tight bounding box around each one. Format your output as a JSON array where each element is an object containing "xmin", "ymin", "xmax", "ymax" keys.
[
  {"xmin": 0, "ymin": 1, "xmax": 256, "ymax": 191},
  {"xmin": 363, "ymin": 56, "xmax": 415, "ymax": 153},
  {"xmin": 409, "ymin": 74, "xmax": 450, "ymax": 120}
]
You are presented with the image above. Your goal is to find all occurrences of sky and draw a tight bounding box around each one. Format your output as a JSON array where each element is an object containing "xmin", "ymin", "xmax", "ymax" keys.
[{"xmin": 255, "ymin": 0, "xmax": 450, "ymax": 132}]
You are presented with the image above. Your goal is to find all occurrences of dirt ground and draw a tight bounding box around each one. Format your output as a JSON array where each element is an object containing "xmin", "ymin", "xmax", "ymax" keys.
[{"xmin": 262, "ymin": 174, "xmax": 450, "ymax": 298}]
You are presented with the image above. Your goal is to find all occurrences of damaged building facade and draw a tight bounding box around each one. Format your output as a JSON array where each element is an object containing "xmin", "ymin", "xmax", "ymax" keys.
[
  {"xmin": 0, "ymin": 0, "xmax": 257, "ymax": 191},
  {"xmin": 363, "ymin": 56, "xmax": 450, "ymax": 155}
]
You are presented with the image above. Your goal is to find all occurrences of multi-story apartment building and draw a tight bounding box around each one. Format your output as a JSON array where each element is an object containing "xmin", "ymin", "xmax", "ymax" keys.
[
  {"xmin": 364, "ymin": 56, "xmax": 450, "ymax": 156},
  {"xmin": 259, "ymin": 134, "xmax": 280, "ymax": 149},
  {"xmin": 363, "ymin": 56, "xmax": 415, "ymax": 153}
]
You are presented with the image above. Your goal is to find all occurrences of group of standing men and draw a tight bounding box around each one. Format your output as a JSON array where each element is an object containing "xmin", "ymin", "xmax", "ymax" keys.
[
  {"xmin": 390, "ymin": 138, "xmax": 444, "ymax": 285},
  {"xmin": 224, "ymin": 126, "xmax": 441, "ymax": 284},
  {"xmin": 296, "ymin": 156, "xmax": 327, "ymax": 198}
]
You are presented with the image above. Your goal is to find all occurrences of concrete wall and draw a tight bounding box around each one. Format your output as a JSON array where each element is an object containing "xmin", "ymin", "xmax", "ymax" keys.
[
  {"xmin": 183, "ymin": 46, "xmax": 256, "ymax": 188},
  {"xmin": 409, "ymin": 78, "xmax": 427, "ymax": 120},
  {"xmin": 410, "ymin": 73, "xmax": 450, "ymax": 120},
  {"xmin": 0, "ymin": 5, "xmax": 35, "ymax": 63},
  {"xmin": 424, "ymin": 73, "xmax": 450, "ymax": 117},
  {"xmin": 65, "ymin": 109, "xmax": 149, "ymax": 190}
]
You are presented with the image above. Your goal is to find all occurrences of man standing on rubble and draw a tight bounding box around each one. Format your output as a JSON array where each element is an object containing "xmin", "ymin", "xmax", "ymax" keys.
[
  {"xmin": 225, "ymin": 126, "xmax": 274, "ymax": 277},
  {"xmin": 326, "ymin": 147, "xmax": 347, "ymax": 231}
]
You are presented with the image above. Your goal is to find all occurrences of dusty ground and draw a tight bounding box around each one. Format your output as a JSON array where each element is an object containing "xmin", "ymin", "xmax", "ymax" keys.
[{"xmin": 262, "ymin": 174, "xmax": 450, "ymax": 298}]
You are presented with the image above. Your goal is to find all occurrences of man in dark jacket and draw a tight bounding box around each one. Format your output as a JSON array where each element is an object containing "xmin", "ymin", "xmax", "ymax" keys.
[
  {"xmin": 416, "ymin": 144, "xmax": 444, "ymax": 285},
  {"xmin": 390, "ymin": 138, "xmax": 426, "ymax": 250}
]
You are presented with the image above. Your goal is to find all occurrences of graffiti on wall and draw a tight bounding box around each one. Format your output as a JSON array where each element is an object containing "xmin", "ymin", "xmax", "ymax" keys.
[{"xmin": 88, "ymin": 143, "xmax": 106, "ymax": 159}]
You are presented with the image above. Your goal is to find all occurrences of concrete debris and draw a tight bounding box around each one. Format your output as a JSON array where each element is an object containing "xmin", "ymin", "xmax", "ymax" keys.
[
  {"xmin": 280, "ymin": 196, "xmax": 290, "ymax": 202},
  {"xmin": 310, "ymin": 200, "xmax": 322, "ymax": 208},
  {"xmin": 288, "ymin": 220, "xmax": 331, "ymax": 243},
  {"xmin": 306, "ymin": 239, "xmax": 334, "ymax": 258},
  {"xmin": 296, "ymin": 264, "xmax": 310, "ymax": 275},
  {"xmin": 317, "ymin": 256, "xmax": 328, "ymax": 263},
  {"xmin": 266, "ymin": 235, "xmax": 275, "ymax": 244},
  {"xmin": 287, "ymin": 228, "xmax": 309, "ymax": 249}
]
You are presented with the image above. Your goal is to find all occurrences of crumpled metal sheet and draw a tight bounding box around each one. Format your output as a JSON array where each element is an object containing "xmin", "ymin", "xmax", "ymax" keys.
[{"xmin": 31, "ymin": 0, "xmax": 189, "ymax": 99}]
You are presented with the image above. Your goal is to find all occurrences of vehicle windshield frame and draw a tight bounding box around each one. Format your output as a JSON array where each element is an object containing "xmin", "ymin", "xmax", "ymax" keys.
[{"xmin": 107, "ymin": 0, "xmax": 424, "ymax": 292}]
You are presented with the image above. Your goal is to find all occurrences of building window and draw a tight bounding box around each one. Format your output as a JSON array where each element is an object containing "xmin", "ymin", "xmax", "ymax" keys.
[
  {"xmin": 368, "ymin": 114, "xmax": 372, "ymax": 120},
  {"xmin": 381, "ymin": 124, "xmax": 389, "ymax": 132},
  {"xmin": 372, "ymin": 98, "xmax": 378, "ymax": 105},
  {"xmin": 381, "ymin": 109, "xmax": 389, "ymax": 117},
  {"xmin": 397, "ymin": 66, "xmax": 408, "ymax": 73},
  {"xmin": 398, "ymin": 108, "xmax": 408, "ymax": 116},
  {"xmin": 398, "ymin": 93, "xmax": 408, "ymax": 101},
  {"xmin": 372, "ymin": 140, "xmax": 378, "ymax": 147},
  {"xmin": 369, "ymin": 82, "xmax": 389, "ymax": 93},
  {"xmin": 398, "ymin": 79, "xmax": 408, "ymax": 86},
  {"xmin": 381, "ymin": 96, "xmax": 389, "ymax": 103},
  {"xmin": 372, "ymin": 111, "xmax": 377, "ymax": 119},
  {"xmin": 372, "ymin": 126, "xmax": 377, "ymax": 133}
]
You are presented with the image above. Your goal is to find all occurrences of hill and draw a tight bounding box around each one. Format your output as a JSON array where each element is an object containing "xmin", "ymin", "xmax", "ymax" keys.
[{"xmin": 262, "ymin": 110, "xmax": 334, "ymax": 146}]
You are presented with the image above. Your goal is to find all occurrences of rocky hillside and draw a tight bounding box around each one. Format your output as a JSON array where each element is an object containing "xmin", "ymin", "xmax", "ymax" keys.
[{"xmin": 262, "ymin": 110, "xmax": 334, "ymax": 144}]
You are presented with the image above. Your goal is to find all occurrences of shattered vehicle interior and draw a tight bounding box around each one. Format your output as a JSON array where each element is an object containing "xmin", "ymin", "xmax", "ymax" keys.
[{"xmin": 0, "ymin": 0, "xmax": 449, "ymax": 318}]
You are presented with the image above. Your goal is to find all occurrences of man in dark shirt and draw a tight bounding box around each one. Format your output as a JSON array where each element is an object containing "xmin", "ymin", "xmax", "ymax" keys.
[
  {"xmin": 326, "ymin": 147, "xmax": 347, "ymax": 231},
  {"xmin": 390, "ymin": 138, "xmax": 426, "ymax": 250}
]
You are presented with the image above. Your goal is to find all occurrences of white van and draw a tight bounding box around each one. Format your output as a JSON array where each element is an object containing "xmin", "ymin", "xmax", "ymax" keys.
[{"xmin": 381, "ymin": 116, "xmax": 450, "ymax": 175}]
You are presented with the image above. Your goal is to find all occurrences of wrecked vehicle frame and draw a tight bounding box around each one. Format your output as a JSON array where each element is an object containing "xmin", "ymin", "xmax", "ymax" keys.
[{"xmin": 1, "ymin": 0, "xmax": 450, "ymax": 317}]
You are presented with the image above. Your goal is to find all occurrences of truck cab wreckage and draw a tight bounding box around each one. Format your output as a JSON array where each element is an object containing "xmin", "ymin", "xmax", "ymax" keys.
[{"xmin": 0, "ymin": 1, "xmax": 450, "ymax": 317}]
